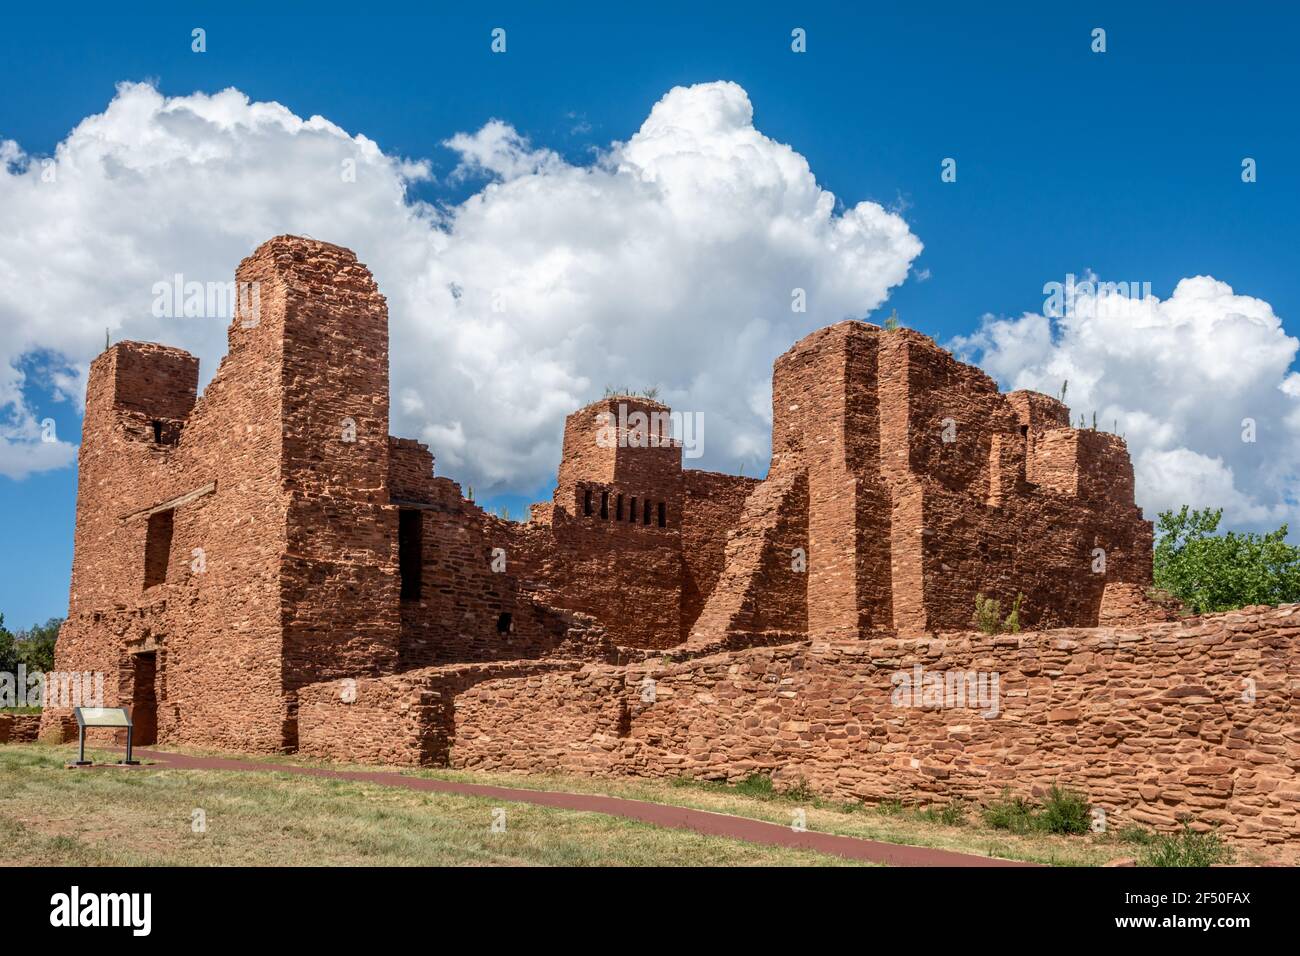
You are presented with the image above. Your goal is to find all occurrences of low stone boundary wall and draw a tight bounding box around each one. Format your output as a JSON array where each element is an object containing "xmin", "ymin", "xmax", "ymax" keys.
[
  {"xmin": 0, "ymin": 713, "xmax": 42, "ymax": 744},
  {"xmin": 450, "ymin": 605, "xmax": 1299, "ymax": 855},
  {"xmin": 298, "ymin": 660, "xmax": 581, "ymax": 766}
]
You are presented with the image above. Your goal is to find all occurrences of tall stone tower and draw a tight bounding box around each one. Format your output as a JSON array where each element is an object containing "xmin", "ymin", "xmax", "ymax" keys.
[{"xmin": 46, "ymin": 237, "xmax": 404, "ymax": 751}]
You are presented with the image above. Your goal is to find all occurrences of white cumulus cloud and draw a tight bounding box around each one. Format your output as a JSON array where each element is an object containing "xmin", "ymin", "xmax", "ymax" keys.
[
  {"xmin": 951, "ymin": 274, "xmax": 1300, "ymax": 530},
  {"xmin": 0, "ymin": 80, "xmax": 922, "ymax": 487}
]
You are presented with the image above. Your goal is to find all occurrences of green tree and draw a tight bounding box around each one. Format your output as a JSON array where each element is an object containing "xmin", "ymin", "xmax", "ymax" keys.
[
  {"xmin": 0, "ymin": 613, "xmax": 17, "ymax": 676},
  {"xmin": 1153, "ymin": 507, "xmax": 1300, "ymax": 614},
  {"xmin": 15, "ymin": 618, "xmax": 61, "ymax": 673}
]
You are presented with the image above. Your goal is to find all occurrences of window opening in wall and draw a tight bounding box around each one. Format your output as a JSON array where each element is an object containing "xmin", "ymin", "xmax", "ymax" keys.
[
  {"xmin": 658, "ymin": 501, "xmax": 666, "ymax": 527},
  {"xmin": 584, "ymin": 488, "xmax": 593, "ymax": 516},
  {"xmin": 616, "ymin": 494, "xmax": 624, "ymax": 521},
  {"xmin": 143, "ymin": 509, "xmax": 174, "ymax": 589},
  {"xmin": 600, "ymin": 491, "xmax": 609, "ymax": 519},
  {"xmin": 630, "ymin": 497, "xmax": 638, "ymax": 523},
  {"xmin": 151, "ymin": 420, "xmax": 163, "ymax": 444},
  {"xmin": 643, "ymin": 500, "xmax": 651, "ymax": 525},
  {"xmin": 496, "ymin": 612, "xmax": 512, "ymax": 634},
  {"xmin": 399, "ymin": 509, "xmax": 422, "ymax": 601}
]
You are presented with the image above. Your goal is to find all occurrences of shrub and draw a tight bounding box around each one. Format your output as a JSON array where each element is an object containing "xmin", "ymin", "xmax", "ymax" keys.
[
  {"xmin": 1003, "ymin": 593, "xmax": 1024, "ymax": 634},
  {"xmin": 732, "ymin": 773, "xmax": 776, "ymax": 799},
  {"xmin": 1116, "ymin": 824, "xmax": 1156, "ymax": 845},
  {"xmin": 1038, "ymin": 785, "xmax": 1092, "ymax": 835},
  {"xmin": 972, "ymin": 594, "xmax": 1025, "ymax": 635},
  {"xmin": 973, "ymin": 594, "xmax": 1003, "ymax": 634},
  {"xmin": 1140, "ymin": 824, "xmax": 1233, "ymax": 867},
  {"xmin": 918, "ymin": 800, "xmax": 968, "ymax": 827},
  {"xmin": 983, "ymin": 789, "xmax": 1039, "ymax": 834},
  {"xmin": 4, "ymin": 617, "xmax": 61, "ymax": 674},
  {"xmin": 782, "ymin": 777, "xmax": 815, "ymax": 802},
  {"xmin": 982, "ymin": 786, "xmax": 1090, "ymax": 835}
]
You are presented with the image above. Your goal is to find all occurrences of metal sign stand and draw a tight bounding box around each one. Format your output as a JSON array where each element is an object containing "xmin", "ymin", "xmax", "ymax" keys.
[
  {"xmin": 119, "ymin": 724, "xmax": 139, "ymax": 766},
  {"xmin": 72, "ymin": 724, "xmax": 92, "ymax": 767},
  {"xmin": 66, "ymin": 707, "xmax": 138, "ymax": 768}
]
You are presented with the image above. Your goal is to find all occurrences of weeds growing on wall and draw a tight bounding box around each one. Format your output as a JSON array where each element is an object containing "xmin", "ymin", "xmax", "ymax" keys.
[{"xmin": 972, "ymin": 594, "xmax": 1024, "ymax": 635}]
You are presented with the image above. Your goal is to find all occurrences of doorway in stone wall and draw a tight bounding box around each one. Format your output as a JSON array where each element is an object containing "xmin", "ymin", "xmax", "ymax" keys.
[{"xmin": 129, "ymin": 651, "xmax": 158, "ymax": 746}]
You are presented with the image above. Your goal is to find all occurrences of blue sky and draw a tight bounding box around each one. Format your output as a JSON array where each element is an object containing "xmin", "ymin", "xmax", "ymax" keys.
[{"xmin": 2, "ymin": 1, "xmax": 1298, "ymax": 629}]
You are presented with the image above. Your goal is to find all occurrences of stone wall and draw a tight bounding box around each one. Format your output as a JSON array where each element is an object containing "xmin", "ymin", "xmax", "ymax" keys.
[
  {"xmin": 298, "ymin": 660, "xmax": 583, "ymax": 766},
  {"xmin": 684, "ymin": 469, "xmax": 809, "ymax": 649},
  {"xmin": 679, "ymin": 471, "xmax": 762, "ymax": 631},
  {"xmin": 687, "ymin": 321, "xmax": 1162, "ymax": 642},
  {"xmin": 40, "ymin": 236, "xmax": 1186, "ymax": 852},
  {"xmin": 445, "ymin": 605, "xmax": 1300, "ymax": 856},
  {"xmin": 276, "ymin": 241, "xmax": 403, "ymax": 708},
  {"xmin": 385, "ymin": 437, "xmax": 614, "ymax": 668},
  {"xmin": 41, "ymin": 236, "xmax": 612, "ymax": 752},
  {"xmin": 508, "ymin": 508, "xmax": 686, "ymax": 650},
  {"xmin": 42, "ymin": 239, "xmax": 293, "ymax": 751},
  {"xmin": 506, "ymin": 395, "xmax": 763, "ymax": 649},
  {"xmin": 0, "ymin": 713, "xmax": 42, "ymax": 744}
]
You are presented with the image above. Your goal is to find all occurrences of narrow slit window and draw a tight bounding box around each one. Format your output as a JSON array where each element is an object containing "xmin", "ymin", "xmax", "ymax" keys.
[
  {"xmin": 398, "ymin": 509, "xmax": 422, "ymax": 601},
  {"xmin": 583, "ymin": 488, "xmax": 593, "ymax": 516},
  {"xmin": 616, "ymin": 494, "xmax": 624, "ymax": 521},
  {"xmin": 143, "ymin": 509, "xmax": 174, "ymax": 589},
  {"xmin": 657, "ymin": 501, "xmax": 666, "ymax": 527},
  {"xmin": 600, "ymin": 491, "xmax": 609, "ymax": 519},
  {"xmin": 630, "ymin": 497, "xmax": 638, "ymax": 523},
  {"xmin": 643, "ymin": 500, "xmax": 651, "ymax": 525},
  {"xmin": 151, "ymin": 420, "xmax": 163, "ymax": 444}
]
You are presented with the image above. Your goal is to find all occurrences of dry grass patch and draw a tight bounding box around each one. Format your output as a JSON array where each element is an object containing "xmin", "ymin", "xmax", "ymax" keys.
[{"xmin": 0, "ymin": 745, "xmax": 862, "ymax": 867}]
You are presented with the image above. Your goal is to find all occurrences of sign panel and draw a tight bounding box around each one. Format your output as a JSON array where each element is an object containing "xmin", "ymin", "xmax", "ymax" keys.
[{"xmin": 75, "ymin": 707, "xmax": 131, "ymax": 728}]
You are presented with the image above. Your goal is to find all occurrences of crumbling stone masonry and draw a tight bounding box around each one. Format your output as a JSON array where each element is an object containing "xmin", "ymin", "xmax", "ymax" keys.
[
  {"xmin": 0, "ymin": 713, "xmax": 41, "ymax": 744},
  {"xmin": 303, "ymin": 604, "xmax": 1300, "ymax": 859},
  {"xmin": 37, "ymin": 236, "xmax": 1293, "ymax": 855},
  {"xmin": 41, "ymin": 237, "xmax": 619, "ymax": 751}
]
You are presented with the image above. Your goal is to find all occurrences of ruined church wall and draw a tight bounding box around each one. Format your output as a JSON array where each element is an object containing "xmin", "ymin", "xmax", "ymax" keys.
[
  {"xmin": 394, "ymin": 475, "xmax": 609, "ymax": 666},
  {"xmin": 147, "ymin": 248, "xmax": 292, "ymax": 751},
  {"xmin": 298, "ymin": 660, "xmax": 584, "ymax": 767},
  {"xmin": 274, "ymin": 241, "xmax": 402, "ymax": 695},
  {"xmin": 43, "ymin": 312, "xmax": 290, "ymax": 749},
  {"xmin": 770, "ymin": 323, "xmax": 884, "ymax": 640},
  {"xmin": 450, "ymin": 605, "xmax": 1300, "ymax": 857},
  {"xmin": 874, "ymin": 327, "xmax": 1156, "ymax": 633},
  {"xmin": 508, "ymin": 510, "xmax": 684, "ymax": 650},
  {"xmin": 44, "ymin": 240, "xmax": 397, "ymax": 752},
  {"xmin": 679, "ymin": 470, "xmax": 762, "ymax": 639},
  {"xmin": 684, "ymin": 469, "xmax": 809, "ymax": 648}
]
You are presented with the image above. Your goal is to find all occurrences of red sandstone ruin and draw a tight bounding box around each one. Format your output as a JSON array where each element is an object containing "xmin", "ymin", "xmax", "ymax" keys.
[{"xmin": 39, "ymin": 237, "xmax": 1298, "ymax": 856}]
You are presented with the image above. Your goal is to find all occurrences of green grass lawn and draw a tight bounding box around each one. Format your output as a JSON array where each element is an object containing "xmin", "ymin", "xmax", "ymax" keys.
[{"xmin": 0, "ymin": 745, "xmax": 863, "ymax": 867}]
